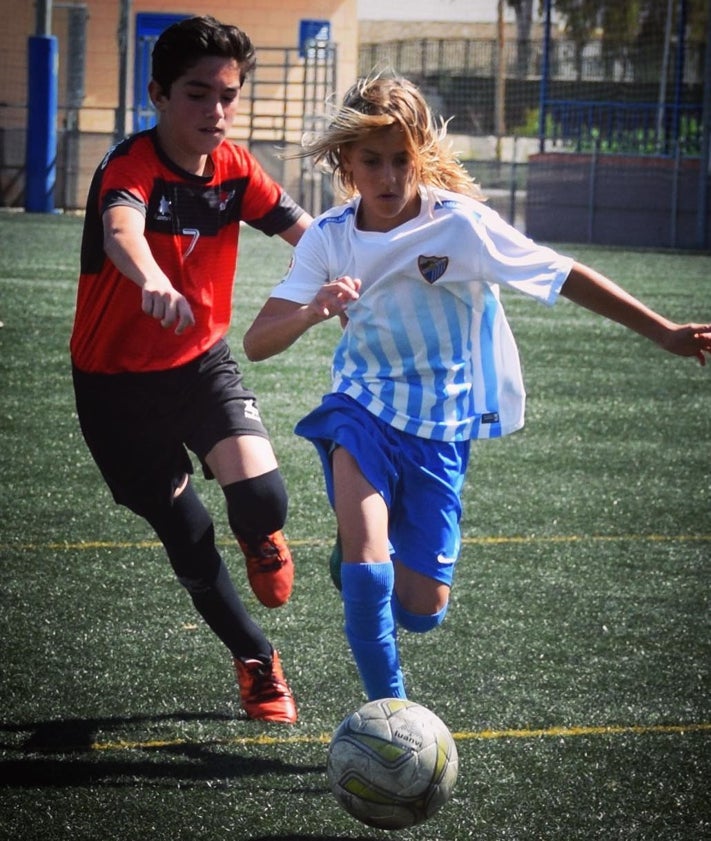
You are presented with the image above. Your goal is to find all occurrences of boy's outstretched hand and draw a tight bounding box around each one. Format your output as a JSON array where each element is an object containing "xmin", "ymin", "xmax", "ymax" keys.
[
  {"xmin": 561, "ymin": 264, "xmax": 711, "ymax": 366},
  {"xmin": 662, "ymin": 323, "xmax": 711, "ymax": 365}
]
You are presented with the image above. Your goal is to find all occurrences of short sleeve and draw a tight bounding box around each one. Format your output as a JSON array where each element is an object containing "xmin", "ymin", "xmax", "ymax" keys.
[
  {"xmin": 268, "ymin": 222, "xmax": 331, "ymax": 304},
  {"xmin": 473, "ymin": 204, "xmax": 573, "ymax": 306}
]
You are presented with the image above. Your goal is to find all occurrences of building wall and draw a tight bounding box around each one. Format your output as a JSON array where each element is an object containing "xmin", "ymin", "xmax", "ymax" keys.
[
  {"xmin": 0, "ymin": 0, "xmax": 356, "ymax": 106},
  {"xmin": 357, "ymin": 0, "xmax": 517, "ymax": 23},
  {"xmin": 0, "ymin": 0, "xmax": 356, "ymax": 130},
  {"xmin": 0, "ymin": 0, "xmax": 357, "ymax": 207}
]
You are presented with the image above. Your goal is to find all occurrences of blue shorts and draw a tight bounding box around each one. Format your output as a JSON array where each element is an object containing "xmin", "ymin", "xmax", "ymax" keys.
[{"xmin": 295, "ymin": 393, "xmax": 470, "ymax": 586}]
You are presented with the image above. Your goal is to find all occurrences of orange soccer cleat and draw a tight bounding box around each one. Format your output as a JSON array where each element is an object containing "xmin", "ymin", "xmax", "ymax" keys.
[
  {"xmin": 234, "ymin": 649, "xmax": 297, "ymax": 723},
  {"xmin": 238, "ymin": 530, "xmax": 294, "ymax": 608}
]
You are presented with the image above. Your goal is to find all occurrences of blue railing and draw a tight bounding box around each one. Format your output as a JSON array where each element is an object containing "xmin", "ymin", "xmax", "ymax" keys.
[{"xmin": 544, "ymin": 100, "xmax": 703, "ymax": 156}]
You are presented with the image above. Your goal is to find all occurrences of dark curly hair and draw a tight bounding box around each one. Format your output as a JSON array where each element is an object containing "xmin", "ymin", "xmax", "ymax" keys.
[{"xmin": 151, "ymin": 15, "xmax": 256, "ymax": 96}]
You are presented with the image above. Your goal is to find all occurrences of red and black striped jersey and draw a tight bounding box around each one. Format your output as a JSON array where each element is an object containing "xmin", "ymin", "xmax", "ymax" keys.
[{"xmin": 70, "ymin": 129, "xmax": 303, "ymax": 373}]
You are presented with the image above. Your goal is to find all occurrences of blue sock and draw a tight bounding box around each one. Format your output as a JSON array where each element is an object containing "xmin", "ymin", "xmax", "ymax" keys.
[{"xmin": 341, "ymin": 562, "xmax": 406, "ymax": 700}]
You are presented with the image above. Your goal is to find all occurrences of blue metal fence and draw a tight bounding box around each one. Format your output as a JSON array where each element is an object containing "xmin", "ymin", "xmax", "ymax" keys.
[{"xmin": 545, "ymin": 100, "xmax": 703, "ymax": 156}]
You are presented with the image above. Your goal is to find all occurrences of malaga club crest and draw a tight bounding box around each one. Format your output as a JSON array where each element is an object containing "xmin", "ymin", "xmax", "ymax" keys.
[{"xmin": 417, "ymin": 255, "xmax": 449, "ymax": 284}]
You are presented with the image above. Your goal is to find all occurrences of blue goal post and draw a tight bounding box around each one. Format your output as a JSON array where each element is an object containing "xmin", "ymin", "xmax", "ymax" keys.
[{"xmin": 25, "ymin": 35, "xmax": 58, "ymax": 213}]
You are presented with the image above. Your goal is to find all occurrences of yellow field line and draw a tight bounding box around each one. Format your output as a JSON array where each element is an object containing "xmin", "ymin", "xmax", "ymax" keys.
[
  {"xmin": 89, "ymin": 721, "xmax": 711, "ymax": 753},
  {"xmin": 458, "ymin": 722, "xmax": 711, "ymax": 740},
  {"xmin": 3, "ymin": 534, "xmax": 711, "ymax": 553}
]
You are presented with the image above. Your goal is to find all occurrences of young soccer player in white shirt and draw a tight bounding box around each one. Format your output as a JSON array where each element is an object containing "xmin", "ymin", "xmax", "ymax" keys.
[{"xmin": 244, "ymin": 74, "xmax": 711, "ymax": 702}]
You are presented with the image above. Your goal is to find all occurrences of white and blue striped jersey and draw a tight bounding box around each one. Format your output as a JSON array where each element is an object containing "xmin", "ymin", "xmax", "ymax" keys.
[{"xmin": 270, "ymin": 187, "xmax": 574, "ymax": 441}]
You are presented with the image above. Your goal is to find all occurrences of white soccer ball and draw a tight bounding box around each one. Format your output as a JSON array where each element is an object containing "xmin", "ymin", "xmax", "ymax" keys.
[{"xmin": 327, "ymin": 697, "xmax": 459, "ymax": 830}]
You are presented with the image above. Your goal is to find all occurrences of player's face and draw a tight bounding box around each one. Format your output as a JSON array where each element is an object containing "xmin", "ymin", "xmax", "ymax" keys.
[
  {"xmin": 150, "ymin": 56, "xmax": 242, "ymax": 174},
  {"xmin": 342, "ymin": 126, "xmax": 420, "ymax": 232}
]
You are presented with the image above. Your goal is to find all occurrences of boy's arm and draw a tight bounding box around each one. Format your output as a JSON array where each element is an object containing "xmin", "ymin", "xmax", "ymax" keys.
[
  {"xmin": 277, "ymin": 212, "xmax": 313, "ymax": 246},
  {"xmin": 560, "ymin": 261, "xmax": 711, "ymax": 365},
  {"xmin": 103, "ymin": 205, "xmax": 195, "ymax": 334},
  {"xmin": 243, "ymin": 276, "xmax": 361, "ymax": 361}
]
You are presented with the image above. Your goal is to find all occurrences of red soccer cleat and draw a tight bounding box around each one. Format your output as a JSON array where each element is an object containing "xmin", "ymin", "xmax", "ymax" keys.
[
  {"xmin": 234, "ymin": 650, "xmax": 297, "ymax": 723},
  {"xmin": 238, "ymin": 530, "xmax": 294, "ymax": 608}
]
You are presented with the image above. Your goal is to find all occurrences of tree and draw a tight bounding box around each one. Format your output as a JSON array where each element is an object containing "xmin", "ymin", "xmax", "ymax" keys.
[
  {"xmin": 551, "ymin": 0, "xmax": 603, "ymax": 80},
  {"xmin": 551, "ymin": 0, "xmax": 707, "ymax": 83},
  {"xmin": 507, "ymin": 0, "xmax": 535, "ymax": 77}
]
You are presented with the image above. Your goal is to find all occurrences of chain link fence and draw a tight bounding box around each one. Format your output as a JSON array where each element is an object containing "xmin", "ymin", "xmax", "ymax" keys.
[{"xmin": 2, "ymin": 16, "xmax": 707, "ymax": 245}]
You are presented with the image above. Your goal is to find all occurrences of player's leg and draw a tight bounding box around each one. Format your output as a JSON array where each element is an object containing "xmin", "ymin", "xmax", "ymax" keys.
[
  {"xmin": 389, "ymin": 436, "xmax": 468, "ymax": 634},
  {"xmin": 333, "ymin": 446, "xmax": 406, "ymax": 701},
  {"xmin": 141, "ymin": 474, "xmax": 270, "ymax": 657},
  {"xmin": 73, "ymin": 363, "xmax": 295, "ymax": 722},
  {"xmin": 205, "ymin": 434, "xmax": 293, "ymax": 608},
  {"xmin": 183, "ymin": 343, "xmax": 295, "ymax": 716},
  {"xmin": 188, "ymin": 342, "xmax": 294, "ymax": 609},
  {"xmin": 294, "ymin": 393, "xmax": 407, "ymax": 698},
  {"xmin": 139, "ymin": 475, "xmax": 296, "ymax": 723}
]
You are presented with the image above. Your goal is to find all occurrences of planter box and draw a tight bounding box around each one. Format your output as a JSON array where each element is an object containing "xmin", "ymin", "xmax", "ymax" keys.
[{"xmin": 525, "ymin": 152, "xmax": 711, "ymax": 249}]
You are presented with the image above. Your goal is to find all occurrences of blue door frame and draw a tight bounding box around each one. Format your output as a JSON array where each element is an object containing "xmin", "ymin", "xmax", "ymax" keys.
[{"xmin": 133, "ymin": 13, "xmax": 188, "ymax": 133}]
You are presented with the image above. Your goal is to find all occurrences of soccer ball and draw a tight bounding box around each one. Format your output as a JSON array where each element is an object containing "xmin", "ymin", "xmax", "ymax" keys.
[{"xmin": 327, "ymin": 697, "xmax": 458, "ymax": 830}]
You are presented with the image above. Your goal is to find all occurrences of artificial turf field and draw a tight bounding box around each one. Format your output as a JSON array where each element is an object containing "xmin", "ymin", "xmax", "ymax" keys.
[{"xmin": 0, "ymin": 209, "xmax": 709, "ymax": 840}]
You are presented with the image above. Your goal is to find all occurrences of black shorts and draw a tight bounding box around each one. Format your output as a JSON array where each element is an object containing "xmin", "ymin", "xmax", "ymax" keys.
[{"xmin": 72, "ymin": 340, "xmax": 270, "ymax": 512}]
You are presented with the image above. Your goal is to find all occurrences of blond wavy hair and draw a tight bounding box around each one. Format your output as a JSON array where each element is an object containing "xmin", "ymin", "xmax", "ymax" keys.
[{"xmin": 299, "ymin": 73, "xmax": 484, "ymax": 201}]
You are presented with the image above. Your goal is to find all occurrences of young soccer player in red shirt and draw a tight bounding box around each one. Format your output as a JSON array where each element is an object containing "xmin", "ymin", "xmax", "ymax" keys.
[{"xmin": 70, "ymin": 16, "xmax": 312, "ymax": 723}]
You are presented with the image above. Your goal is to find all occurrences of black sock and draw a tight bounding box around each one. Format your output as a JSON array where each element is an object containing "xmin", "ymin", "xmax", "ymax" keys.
[
  {"xmin": 143, "ymin": 480, "xmax": 271, "ymax": 660},
  {"xmin": 186, "ymin": 554, "xmax": 271, "ymax": 661}
]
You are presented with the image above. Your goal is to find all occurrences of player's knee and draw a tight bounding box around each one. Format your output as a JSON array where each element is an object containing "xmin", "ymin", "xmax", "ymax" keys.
[
  {"xmin": 223, "ymin": 468, "xmax": 288, "ymax": 539},
  {"xmin": 392, "ymin": 594, "xmax": 449, "ymax": 633}
]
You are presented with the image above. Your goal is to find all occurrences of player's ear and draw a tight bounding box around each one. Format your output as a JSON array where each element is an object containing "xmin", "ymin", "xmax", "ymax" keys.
[
  {"xmin": 340, "ymin": 145, "xmax": 353, "ymax": 173},
  {"xmin": 148, "ymin": 79, "xmax": 168, "ymax": 110}
]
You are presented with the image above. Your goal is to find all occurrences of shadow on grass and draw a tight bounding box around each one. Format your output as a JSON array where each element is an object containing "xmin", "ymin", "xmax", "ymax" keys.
[{"xmin": 0, "ymin": 711, "xmax": 325, "ymax": 788}]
